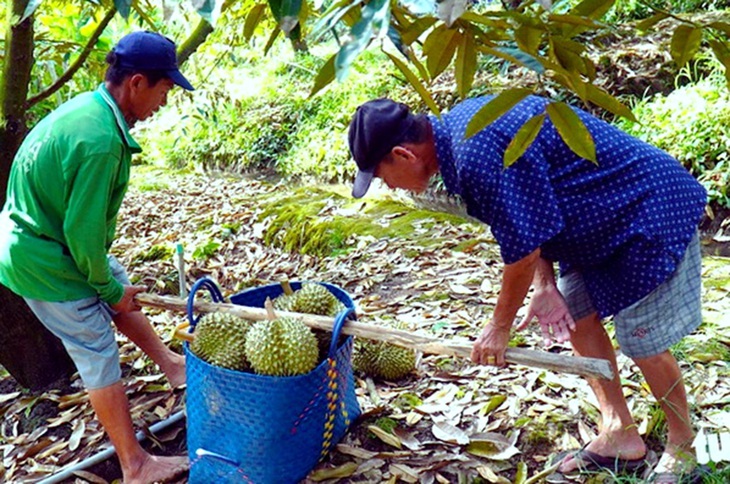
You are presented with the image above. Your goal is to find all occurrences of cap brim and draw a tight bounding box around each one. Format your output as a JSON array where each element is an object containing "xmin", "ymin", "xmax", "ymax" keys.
[
  {"xmin": 352, "ymin": 169, "xmax": 375, "ymax": 199},
  {"xmin": 168, "ymin": 69, "xmax": 194, "ymax": 91}
]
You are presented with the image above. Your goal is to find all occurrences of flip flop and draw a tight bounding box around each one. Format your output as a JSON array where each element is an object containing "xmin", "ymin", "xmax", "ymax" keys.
[
  {"xmin": 646, "ymin": 463, "xmax": 711, "ymax": 484},
  {"xmin": 545, "ymin": 448, "xmax": 656, "ymax": 482}
]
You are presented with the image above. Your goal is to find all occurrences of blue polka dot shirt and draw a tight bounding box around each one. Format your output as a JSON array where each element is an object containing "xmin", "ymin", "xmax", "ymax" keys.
[{"xmin": 431, "ymin": 96, "xmax": 707, "ymax": 318}]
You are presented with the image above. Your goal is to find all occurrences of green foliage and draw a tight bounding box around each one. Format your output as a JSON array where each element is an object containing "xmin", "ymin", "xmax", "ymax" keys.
[
  {"xmin": 192, "ymin": 240, "xmax": 221, "ymax": 260},
  {"xmin": 256, "ymin": 186, "xmax": 476, "ymax": 257},
  {"xmin": 136, "ymin": 44, "xmax": 399, "ymax": 180},
  {"xmin": 135, "ymin": 244, "xmax": 174, "ymax": 262},
  {"xmin": 615, "ymin": 66, "xmax": 730, "ymax": 207}
]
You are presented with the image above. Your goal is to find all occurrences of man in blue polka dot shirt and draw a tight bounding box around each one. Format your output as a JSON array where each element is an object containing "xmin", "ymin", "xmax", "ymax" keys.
[{"xmin": 348, "ymin": 96, "xmax": 707, "ymax": 483}]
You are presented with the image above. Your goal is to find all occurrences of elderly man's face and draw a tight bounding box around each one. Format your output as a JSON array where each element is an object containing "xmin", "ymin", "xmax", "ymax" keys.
[
  {"xmin": 375, "ymin": 145, "xmax": 431, "ymax": 193},
  {"xmin": 128, "ymin": 75, "xmax": 174, "ymax": 125}
]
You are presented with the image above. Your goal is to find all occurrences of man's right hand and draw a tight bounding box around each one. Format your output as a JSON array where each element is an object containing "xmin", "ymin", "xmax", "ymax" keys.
[{"xmin": 110, "ymin": 285, "xmax": 146, "ymax": 314}]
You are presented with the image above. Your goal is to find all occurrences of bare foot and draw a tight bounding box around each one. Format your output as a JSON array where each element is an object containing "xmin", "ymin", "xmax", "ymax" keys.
[
  {"xmin": 559, "ymin": 431, "xmax": 646, "ymax": 473},
  {"xmin": 124, "ymin": 454, "xmax": 189, "ymax": 484},
  {"xmin": 164, "ymin": 352, "xmax": 186, "ymax": 389}
]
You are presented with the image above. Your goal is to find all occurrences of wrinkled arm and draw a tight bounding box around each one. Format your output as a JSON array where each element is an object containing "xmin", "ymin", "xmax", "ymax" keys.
[{"xmin": 471, "ymin": 248, "xmax": 540, "ymax": 366}]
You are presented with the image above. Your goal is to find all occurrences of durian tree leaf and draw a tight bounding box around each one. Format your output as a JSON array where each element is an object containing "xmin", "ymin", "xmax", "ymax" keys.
[
  {"xmin": 547, "ymin": 13, "xmax": 602, "ymax": 29},
  {"xmin": 503, "ymin": 114, "xmax": 545, "ymax": 168},
  {"xmin": 387, "ymin": 25, "xmax": 409, "ymax": 58},
  {"xmin": 455, "ymin": 30, "xmax": 477, "ymax": 99},
  {"xmin": 514, "ymin": 24, "xmax": 544, "ymax": 55},
  {"xmin": 368, "ymin": 425, "xmax": 403, "ymax": 448},
  {"xmin": 401, "ymin": 16, "xmax": 437, "ymax": 45},
  {"xmin": 483, "ymin": 394, "xmax": 507, "ymax": 414},
  {"xmin": 569, "ymin": 0, "xmax": 615, "ymax": 20},
  {"xmin": 408, "ymin": 49, "xmax": 432, "ymax": 83},
  {"xmin": 709, "ymin": 21, "xmax": 730, "ymax": 36},
  {"xmin": 310, "ymin": 54, "xmax": 336, "ymax": 97},
  {"xmin": 636, "ymin": 12, "xmax": 669, "ymax": 32},
  {"xmin": 708, "ymin": 39, "xmax": 730, "ymax": 86},
  {"xmin": 424, "ymin": 26, "xmax": 461, "ymax": 80},
  {"xmin": 268, "ymin": 0, "xmax": 302, "ymax": 22},
  {"xmin": 465, "ymin": 88, "xmax": 533, "ymax": 138},
  {"xmin": 19, "ymin": 0, "xmax": 43, "ymax": 24},
  {"xmin": 112, "ymin": 0, "xmax": 132, "ymax": 19},
  {"xmin": 334, "ymin": 0, "xmax": 390, "ymax": 82},
  {"xmin": 244, "ymin": 3, "xmax": 268, "ymax": 42},
  {"xmin": 263, "ymin": 26, "xmax": 282, "ymax": 55},
  {"xmin": 670, "ymin": 25, "xmax": 702, "ymax": 68},
  {"xmin": 437, "ymin": 0, "xmax": 468, "ymax": 28},
  {"xmin": 584, "ymin": 84, "xmax": 637, "ymax": 122},
  {"xmin": 309, "ymin": 0, "xmax": 356, "ymax": 43},
  {"xmin": 386, "ymin": 51, "xmax": 440, "ymax": 116},
  {"xmin": 550, "ymin": 38, "xmax": 587, "ymax": 75},
  {"xmin": 546, "ymin": 102, "xmax": 597, "ymax": 163},
  {"xmin": 486, "ymin": 46, "xmax": 545, "ymax": 74}
]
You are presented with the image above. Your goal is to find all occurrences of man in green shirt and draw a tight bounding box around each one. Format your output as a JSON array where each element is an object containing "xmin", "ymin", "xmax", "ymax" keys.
[{"xmin": 0, "ymin": 31, "xmax": 192, "ymax": 483}]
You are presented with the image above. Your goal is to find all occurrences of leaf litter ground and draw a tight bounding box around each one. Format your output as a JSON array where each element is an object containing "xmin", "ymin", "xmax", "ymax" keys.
[{"xmin": 0, "ymin": 173, "xmax": 728, "ymax": 483}]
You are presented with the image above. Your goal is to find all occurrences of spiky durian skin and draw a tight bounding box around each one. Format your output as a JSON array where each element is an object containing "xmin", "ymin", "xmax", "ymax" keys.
[
  {"xmin": 374, "ymin": 344, "xmax": 416, "ymax": 380},
  {"xmin": 191, "ymin": 313, "xmax": 251, "ymax": 371},
  {"xmin": 244, "ymin": 317, "xmax": 319, "ymax": 376},
  {"xmin": 352, "ymin": 338, "xmax": 379, "ymax": 375},
  {"xmin": 272, "ymin": 293, "xmax": 296, "ymax": 312}
]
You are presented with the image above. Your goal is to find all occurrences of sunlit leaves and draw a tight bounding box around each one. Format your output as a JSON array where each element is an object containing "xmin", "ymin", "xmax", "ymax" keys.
[
  {"xmin": 268, "ymin": 0, "xmax": 303, "ymax": 35},
  {"xmin": 546, "ymin": 102, "xmax": 596, "ymax": 163},
  {"xmin": 569, "ymin": 0, "xmax": 615, "ymax": 20},
  {"xmin": 385, "ymin": 51, "xmax": 440, "ymax": 116},
  {"xmin": 113, "ymin": 0, "xmax": 132, "ymax": 19},
  {"xmin": 310, "ymin": 54, "xmax": 335, "ymax": 97},
  {"xmin": 465, "ymin": 88, "xmax": 532, "ymax": 138},
  {"xmin": 334, "ymin": 0, "xmax": 390, "ymax": 81},
  {"xmin": 423, "ymin": 25, "xmax": 460, "ymax": 80},
  {"xmin": 503, "ymin": 114, "xmax": 545, "ymax": 168},
  {"xmin": 584, "ymin": 84, "xmax": 637, "ymax": 122},
  {"xmin": 244, "ymin": 4, "xmax": 268, "ymax": 42},
  {"xmin": 636, "ymin": 12, "xmax": 669, "ymax": 32},
  {"xmin": 670, "ymin": 25, "xmax": 702, "ymax": 68},
  {"xmin": 708, "ymin": 39, "xmax": 730, "ymax": 86},
  {"xmin": 455, "ymin": 29, "xmax": 476, "ymax": 99}
]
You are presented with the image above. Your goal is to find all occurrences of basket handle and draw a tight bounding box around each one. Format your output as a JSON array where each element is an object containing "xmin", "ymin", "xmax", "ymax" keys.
[
  {"xmin": 327, "ymin": 307, "xmax": 356, "ymax": 358},
  {"xmin": 187, "ymin": 277, "xmax": 225, "ymax": 329}
]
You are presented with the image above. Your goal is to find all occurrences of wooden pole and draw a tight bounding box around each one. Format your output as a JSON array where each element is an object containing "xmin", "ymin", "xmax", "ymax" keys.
[{"xmin": 136, "ymin": 293, "xmax": 614, "ymax": 381}]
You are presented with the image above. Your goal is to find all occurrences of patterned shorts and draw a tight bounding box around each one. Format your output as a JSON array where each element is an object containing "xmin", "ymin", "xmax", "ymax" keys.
[
  {"xmin": 557, "ymin": 232, "xmax": 702, "ymax": 359},
  {"xmin": 24, "ymin": 256, "xmax": 129, "ymax": 389}
]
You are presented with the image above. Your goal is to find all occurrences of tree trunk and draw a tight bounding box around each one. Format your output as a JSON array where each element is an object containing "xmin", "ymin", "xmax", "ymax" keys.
[
  {"xmin": 0, "ymin": 2, "xmax": 76, "ymax": 390},
  {"xmin": 0, "ymin": 285, "xmax": 75, "ymax": 390}
]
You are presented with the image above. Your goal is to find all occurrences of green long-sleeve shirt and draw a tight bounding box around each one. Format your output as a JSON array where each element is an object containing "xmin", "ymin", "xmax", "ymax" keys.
[{"xmin": 0, "ymin": 84, "xmax": 141, "ymax": 304}]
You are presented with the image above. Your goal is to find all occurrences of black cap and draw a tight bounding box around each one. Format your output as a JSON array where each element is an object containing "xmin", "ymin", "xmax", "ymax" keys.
[
  {"xmin": 112, "ymin": 31, "xmax": 194, "ymax": 91},
  {"xmin": 348, "ymin": 98, "xmax": 414, "ymax": 198}
]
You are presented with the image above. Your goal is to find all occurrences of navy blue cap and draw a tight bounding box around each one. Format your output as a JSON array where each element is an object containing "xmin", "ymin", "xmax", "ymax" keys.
[
  {"xmin": 113, "ymin": 31, "xmax": 194, "ymax": 91},
  {"xmin": 348, "ymin": 98, "xmax": 414, "ymax": 198}
]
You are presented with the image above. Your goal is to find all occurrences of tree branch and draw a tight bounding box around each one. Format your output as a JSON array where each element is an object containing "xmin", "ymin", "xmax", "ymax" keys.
[{"xmin": 25, "ymin": 7, "xmax": 117, "ymax": 109}]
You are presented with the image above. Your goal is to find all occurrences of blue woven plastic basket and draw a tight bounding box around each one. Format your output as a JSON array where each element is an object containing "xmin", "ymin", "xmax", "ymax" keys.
[{"xmin": 185, "ymin": 278, "xmax": 361, "ymax": 484}]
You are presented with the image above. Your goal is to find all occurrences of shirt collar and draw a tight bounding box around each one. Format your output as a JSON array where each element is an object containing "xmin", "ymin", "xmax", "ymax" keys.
[
  {"xmin": 95, "ymin": 84, "xmax": 142, "ymax": 154},
  {"xmin": 429, "ymin": 114, "xmax": 461, "ymax": 196}
]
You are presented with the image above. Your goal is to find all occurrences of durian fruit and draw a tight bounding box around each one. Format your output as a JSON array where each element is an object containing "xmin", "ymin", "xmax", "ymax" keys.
[
  {"xmin": 191, "ymin": 312, "xmax": 251, "ymax": 371},
  {"xmin": 244, "ymin": 299, "xmax": 319, "ymax": 376},
  {"xmin": 352, "ymin": 323, "xmax": 416, "ymax": 381},
  {"xmin": 373, "ymin": 343, "xmax": 416, "ymax": 380},
  {"xmin": 352, "ymin": 338, "xmax": 378, "ymax": 375},
  {"xmin": 273, "ymin": 280, "xmax": 345, "ymax": 317}
]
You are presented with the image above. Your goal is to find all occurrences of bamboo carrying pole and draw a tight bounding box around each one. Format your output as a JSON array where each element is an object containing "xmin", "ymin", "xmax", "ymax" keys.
[{"xmin": 136, "ymin": 293, "xmax": 614, "ymax": 381}]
